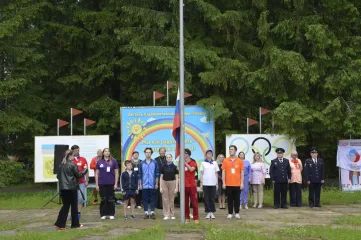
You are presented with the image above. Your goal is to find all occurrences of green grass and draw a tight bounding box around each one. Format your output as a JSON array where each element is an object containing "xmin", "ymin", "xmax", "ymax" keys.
[
  {"xmin": 280, "ymin": 226, "xmax": 361, "ymax": 240},
  {"xmin": 335, "ymin": 215, "xmax": 361, "ymax": 225}
]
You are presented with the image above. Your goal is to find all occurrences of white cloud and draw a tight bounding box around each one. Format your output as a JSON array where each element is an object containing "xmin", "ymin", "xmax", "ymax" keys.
[
  {"xmin": 147, "ymin": 117, "xmax": 156, "ymax": 123},
  {"xmin": 200, "ymin": 116, "xmax": 209, "ymax": 123}
]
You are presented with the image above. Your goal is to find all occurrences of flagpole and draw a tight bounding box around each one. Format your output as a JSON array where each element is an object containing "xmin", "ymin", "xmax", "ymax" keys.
[
  {"xmin": 167, "ymin": 81, "xmax": 169, "ymax": 106},
  {"xmin": 259, "ymin": 107, "xmax": 262, "ymax": 134},
  {"xmin": 247, "ymin": 118, "xmax": 249, "ymax": 134},
  {"xmin": 57, "ymin": 119, "xmax": 60, "ymax": 136},
  {"xmin": 272, "ymin": 116, "xmax": 275, "ymax": 134},
  {"xmin": 153, "ymin": 91, "xmax": 155, "ymax": 106},
  {"xmin": 179, "ymin": 0, "xmax": 185, "ymax": 224},
  {"xmin": 70, "ymin": 108, "xmax": 73, "ymax": 136},
  {"xmin": 84, "ymin": 119, "xmax": 86, "ymax": 136}
]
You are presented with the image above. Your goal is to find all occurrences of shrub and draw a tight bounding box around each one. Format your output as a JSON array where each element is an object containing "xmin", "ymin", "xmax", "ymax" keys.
[{"xmin": 0, "ymin": 160, "xmax": 32, "ymax": 187}]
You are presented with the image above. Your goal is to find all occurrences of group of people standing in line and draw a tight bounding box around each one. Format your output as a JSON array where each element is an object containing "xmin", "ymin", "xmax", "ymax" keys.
[{"xmin": 54, "ymin": 144, "xmax": 325, "ymax": 229}]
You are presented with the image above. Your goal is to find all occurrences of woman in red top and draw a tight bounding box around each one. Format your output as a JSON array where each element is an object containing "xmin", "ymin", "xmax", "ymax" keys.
[{"xmin": 90, "ymin": 149, "xmax": 102, "ymax": 204}]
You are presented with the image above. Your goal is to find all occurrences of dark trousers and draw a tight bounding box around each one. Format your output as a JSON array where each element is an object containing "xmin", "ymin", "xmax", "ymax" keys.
[
  {"xmin": 143, "ymin": 189, "xmax": 155, "ymax": 212},
  {"xmin": 274, "ymin": 183, "xmax": 288, "ymax": 207},
  {"xmin": 55, "ymin": 189, "xmax": 80, "ymax": 228},
  {"xmin": 203, "ymin": 186, "xmax": 216, "ymax": 213},
  {"xmin": 309, "ymin": 183, "xmax": 322, "ymax": 206},
  {"xmin": 99, "ymin": 185, "xmax": 115, "ymax": 217},
  {"xmin": 226, "ymin": 186, "xmax": 240, "ymax": 214},
  {"xmin": 155, "ymin": 187, "xmax": 163, "ymax": 209},
  {"xmin": 289, "ymin": 183, "xmax": 302, "ymax": 206}
]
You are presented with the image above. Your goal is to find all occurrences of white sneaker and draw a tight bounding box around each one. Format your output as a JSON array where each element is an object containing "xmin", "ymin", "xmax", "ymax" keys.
[
  {"xmin": 109, "ymin": 216, "xmax": 115, "ymax": 220},
  {"xmin": 171, "ymin": 217, "xmax": 176, "ymax": 220},
  {"xmin": 100, "ymin": 216, "xmax": 106, "ymax": 220},
  {"xmin": 227, "ymin": 214, "xmax": 233, "ymax": 219},
  {"xmin": 163, "ymin": 217, "xmax": 170, "ymax": 220},
  {"xmin": 190, "ymin": 214, "xmax": 193, "ymax": 219},
  {"xmin": 258, "ymin": 204, "xmax": 263, "ymax": 209},
  {"xmin": 210, "ymin": 213, "xmax": 215, "ymax": 219},
  {"xmin": 244, "ymin": 205, "xmax": 248, "ymax": 209},
  {"xmin": 205, "ymin": 212, "xmax": 211, "ymax": 219},
  {"xmin": 137, "ymin": 206, "xmax": 142, "ymax": 209},
  {"xmin": 252, "ymin": 204, "xmax": 257, "ymax": 208},
  {"xmin": 127, "ymin": 206, "xmax": 131, "ymax": 209},
  {"xmin": 235, "ymin": 214, "xmax": 240, "ymax": 219}
]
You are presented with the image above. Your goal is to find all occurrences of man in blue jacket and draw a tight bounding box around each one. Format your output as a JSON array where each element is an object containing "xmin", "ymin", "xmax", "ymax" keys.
[{"xmin": 138, "ymin": 147, "xmax": 160, "ymax": 219}]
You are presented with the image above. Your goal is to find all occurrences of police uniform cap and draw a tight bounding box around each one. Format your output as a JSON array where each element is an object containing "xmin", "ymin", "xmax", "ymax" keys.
[{"xmin": 275, "ymin": 148, "xmax": 285, "ymax": 154}]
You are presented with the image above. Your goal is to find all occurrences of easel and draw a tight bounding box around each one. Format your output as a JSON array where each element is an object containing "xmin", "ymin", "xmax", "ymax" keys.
[{"xmin": 43, "ymin": 181, "xmax": 62, "ymax": 207}]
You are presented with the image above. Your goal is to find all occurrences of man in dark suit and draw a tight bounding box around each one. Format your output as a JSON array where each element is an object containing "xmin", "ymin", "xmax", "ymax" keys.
[
  {"xmin": 304, "ymin": 147, "xmax": 325, "ymax": 208},
  {"xmin": 270, "ymin": 148, "xmax": 291, "ymax": 209},
  {"xmin": 154, "ymin": 147, "xmax": 167, "ymax": 209}
]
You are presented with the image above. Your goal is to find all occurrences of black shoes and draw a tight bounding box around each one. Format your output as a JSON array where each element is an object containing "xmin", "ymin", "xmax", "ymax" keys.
[
  {"xmin": 273, "ymin": 205, "xmax": 279, "ymax": 209},
  {"xmin": 144, "ymin": 214, "xmax": 150, "ymax": 219},
  {"xmin": 150, "ymin": 213, "xmax": 156, "ymax": 220}
]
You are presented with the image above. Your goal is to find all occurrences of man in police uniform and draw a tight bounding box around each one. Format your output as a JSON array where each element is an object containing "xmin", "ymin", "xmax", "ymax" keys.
[
  {"xmin": 269, "ymin": 148, "xmax": 291, "ymax": 209},
  {"xmin": 304, "ymin": 147, "xmax": 325, "ymax": 207}
]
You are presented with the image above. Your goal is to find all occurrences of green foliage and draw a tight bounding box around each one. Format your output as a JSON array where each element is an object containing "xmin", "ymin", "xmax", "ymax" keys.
[{"xmin": 0, "ymin": 161, "xmax": 31, "ymax": 187}]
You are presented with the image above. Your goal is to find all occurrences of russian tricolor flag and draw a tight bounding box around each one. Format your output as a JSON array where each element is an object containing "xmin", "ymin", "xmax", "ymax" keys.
[{"xmin": 172, "ymin": 89, "xmax": 181, "ymax": 158}]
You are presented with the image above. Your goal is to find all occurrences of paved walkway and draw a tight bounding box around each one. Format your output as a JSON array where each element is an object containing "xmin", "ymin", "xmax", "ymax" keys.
[{"xmin": 1, "ymin": 204, "xmax": 361, "ymax": 239}]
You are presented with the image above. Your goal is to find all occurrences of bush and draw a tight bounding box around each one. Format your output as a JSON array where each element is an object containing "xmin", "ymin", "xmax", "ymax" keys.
[{"xmin": 0, "ymin": 160, "xmax": 32, "ymax": 187}]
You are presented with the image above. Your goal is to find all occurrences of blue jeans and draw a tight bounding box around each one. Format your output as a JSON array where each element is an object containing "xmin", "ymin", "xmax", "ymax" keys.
[{"xmin": 142, "ymin": 189, "xmax": 155, "ymax": 212}]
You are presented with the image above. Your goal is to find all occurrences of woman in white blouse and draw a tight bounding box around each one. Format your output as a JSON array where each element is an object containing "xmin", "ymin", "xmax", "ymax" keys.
[{"xmin": 250, "ymin": 152, "xmax": 267, "ymax": 208}]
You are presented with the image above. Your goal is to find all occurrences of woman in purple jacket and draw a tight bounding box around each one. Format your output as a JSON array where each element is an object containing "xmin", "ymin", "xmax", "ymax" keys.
[{"xmin": 239, "ymin": 152, "xmax": 251, "ymax": 209}]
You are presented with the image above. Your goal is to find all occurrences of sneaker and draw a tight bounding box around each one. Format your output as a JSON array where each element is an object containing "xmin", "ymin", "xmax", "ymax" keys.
[
  {"xmin": 100, "ymin": 216, "xmax": 106, "ymax": 220},
  {"xmin": 190, "ymin": 214, "xmax": 193, "ymax": 219},
  {"xmin": 92, "ymin": 200, "xmax": 98, "ymax": 205},
  {"xmin": 171, "ymin": 217, "xmax": 176, "ymax": 220},
  {"xmin": 210, "ymin": 213, "xmax": 215, "ymax": 219},
  {"xmin": 205, "ymin": 212, "xmax": 211, "ymax": 219},
  {"xmin": 227, "ymin": 214, "xmax": 233, "ymax": 219},
  {"xmin": 109, "ymin": 216, "xmax": 115, "ymax": 220},
  {"xmin": 244, "ymin": 205, "xmax": 248, "ymax": 209},
  {"xmin": 131, "ymin": 215, "xmax": 136, "ymax": 220},
  {"xmin": 144, "ymin": 213, "xmax": 150, "ymax": 219},
  {"xmin": 235, "ymin": 213, "xmax": 240, "ymax": 219},
  {"xmin": 252, "ymin": 203, "xmax": 257, "ymax": 208},
  {"xmin": 258, "ymin": 204, "xmax": 263, "ymax": 209},
  {"xmin": 150, "ymin": 213, "xmax": 156, "ymax": 220},
  {"xmin": 127, "ymin": 206, "xmax": 131, "ymax": 209},
  {"xmin": 194, "ymin": 220, "xmax": 199, "ymax": 224},
  {"xmin": 185, "ymin": 219, "xmax": 190, "ymax": 223},
  {"xmin": 116, "ymin": 200, "xmax": 124, "ymax": 205},
  {"xmin": 71, "ymin": 224, "xmax": 84, "ymax": 229},
  {"xmin": 124, "ymin": 216, "xmax": 128, "ymax": 220},
  {"xmin": 137, "ymin": 206, "xmax": 142, "ymax": 209},
  {"xmin": 163, "ymin": 216, "xmax": 170, "ymax": 220}
]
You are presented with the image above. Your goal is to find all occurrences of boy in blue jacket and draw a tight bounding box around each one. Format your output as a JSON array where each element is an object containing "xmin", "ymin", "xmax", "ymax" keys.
[{"xmin": 121, "ymin": 160, "xmax": 139, "ymax": 219}]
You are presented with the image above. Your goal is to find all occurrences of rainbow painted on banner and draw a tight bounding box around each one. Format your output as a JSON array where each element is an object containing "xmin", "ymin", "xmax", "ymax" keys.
[{"xmin": 123, "ymin": 118, "xmax": 213, "ymax": 160}]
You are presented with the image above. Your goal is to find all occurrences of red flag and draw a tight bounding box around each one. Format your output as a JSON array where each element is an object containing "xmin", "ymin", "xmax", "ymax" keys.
[
  {"xmin": 59, "ymin": 119, "xmax": 69, "ymax": 128},
  {"xmin": 172, "ymin": 89, "xmax": 181, "ymax": 158},
  {"xmin": 85, "ymin": 118, "xmax": 96, "ymax": 126},
  {"xmin": 167, "ymin": 81, "xmax": 173, "ymax": 89},
  {"xmin": 248, "ymin": 118, "xmax": 258, "ymax": 126},
  {"xmin": 71, "ymin": 108, "xmax": 83, "ymax": 116},
  {"xmin": 260, "ymin": 107, "xmax": 271, "ymax": 115},
  {"xmin": 184, "ymin": 92, "xmax": 192, "ymax": 98},
  {"xmin": 154, "ymin": 91, "xmax": 165, "ymax": 100}
]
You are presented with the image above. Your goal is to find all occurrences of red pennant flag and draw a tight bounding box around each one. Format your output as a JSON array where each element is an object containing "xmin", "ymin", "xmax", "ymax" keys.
[
  {"xmin": 59, "ymin": 119, "xmax": 69, "ymax": 128},
  {"xmin": 167, "ymin": 81, "xmax": 173, "ymax": 89},
  {"xmin": 85, "ymin": 118, "xmax": 96, "ymax": 126},
  {"xmin": 154, "ymin": 91, "xmax": 165, "ymax": 100},
  {"xmin": 71, "ymin": 108, "xmax": 83, "ymax": 116},
  {"xmin": 260, "ymin": 107, "xmax": 271, "ymax": 115},
  {"xmin": 248, "ymin": 118, "xmax": 258, "ymax": 126},
  {"xmin": 184, "ymin": 92, "xmax": 192, "ymax": 98}
]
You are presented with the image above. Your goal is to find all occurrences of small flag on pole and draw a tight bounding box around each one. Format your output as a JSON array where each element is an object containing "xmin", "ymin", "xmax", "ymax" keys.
[
  {"xmin": 167, "ymin": 81, "xmax": 173, "ymax": 89},
  {"xmin": 71, "ymin": 108, "xmax": 83, "ymax": 135},
  {"xmin": 260, "ymin": 107, "xmax": 271, "ymax": 115},
  {"xmin": 247, "ymin": 118, "xmax": 258, "ymax": 134},
  {"xmin": 259, "ymin": 107, "xmax": 271, "ymax": 134},
  {"xmin": 172, "ymin": 89, "xmax": 181, "ymax": 159},
  {"xmin": 59, "ymin": 119, "xmax": 69, "ymax": 128},
  {"xmin": 153, "ymin": 91, "xmax": 165, "ymax": 106},
  {"xmin": 184, "ymin": 92, "xmax": 192, "ymax": 98},
  {"xmin": 85, "ymin": 118, "xmax": 96, "ymax": 126},
  {"xmin": 71, "ymin": 108, "xmax": 83, "ymax": 116}
]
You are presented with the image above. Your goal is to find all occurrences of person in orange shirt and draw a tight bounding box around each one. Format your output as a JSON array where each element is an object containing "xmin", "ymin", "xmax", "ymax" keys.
[
  {"xmin": 222, "ymin": 145, "xmax": 244, "ymax": 219},
  {"xmin": 289, "ymin": 151, "xmax": 302, "ymax": 207},
  {"xmin": 90, "ymin": 149, "xmax": 103, "ymax": 205}
]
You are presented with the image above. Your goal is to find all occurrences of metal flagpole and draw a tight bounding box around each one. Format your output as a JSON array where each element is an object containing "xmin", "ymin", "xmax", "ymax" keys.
[
  {"xmin": 153, "ymin": 91, "xmax": 155, "ymax": 106},
  {"xmin": 70, "ymin": 108, "xmax": 73, "ymax": 135},
  {"xmin": 259, "ymin": 107, "xmax": 262, "ymax": 134},
  {"xmin": 84, "ymin": 119, "xmax": 86, "ymax": 135},
  {"xmin": 247, "ymin": 118, "xmax": 249, "ymax": 134},
  {"xmin": 179, "ymin": 0, "xmax": 185, "ymax": 224},
  {"xmin": 167, "ymin": 81, "xmax": 169, "ymax": 106},
  {"xmin": 57, "ymin": 119, "xmax": 60, "ymax": 136}
]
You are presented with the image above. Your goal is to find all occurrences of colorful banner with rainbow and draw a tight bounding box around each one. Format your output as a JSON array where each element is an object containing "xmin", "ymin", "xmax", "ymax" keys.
[{"xmin": 120, "ymin": 106, "xmax": 215, "ymax": 166}]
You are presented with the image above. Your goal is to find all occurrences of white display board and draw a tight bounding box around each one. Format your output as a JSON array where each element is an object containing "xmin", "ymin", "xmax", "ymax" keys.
[
  {"xmin": 34, "ymin": 135, "xmax": 109, "ymax": 183},
  {"xmin": 226, "ymin": 134, "xmax": 296, "ymax": 177}
]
